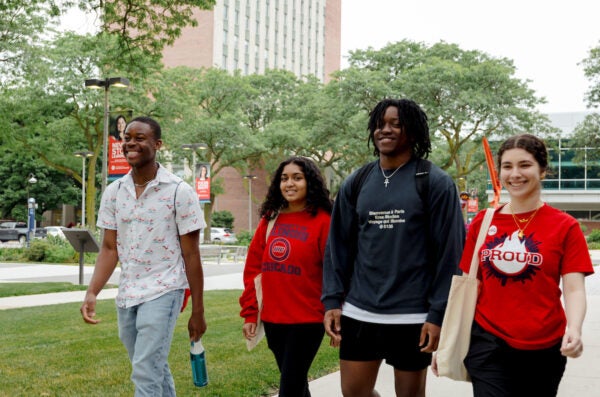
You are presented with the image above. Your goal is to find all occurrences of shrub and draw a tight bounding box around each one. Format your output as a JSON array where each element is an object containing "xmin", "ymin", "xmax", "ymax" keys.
[
  {"xmin": 235, "ymin": 230, "xmax": 253, "ymax": 246},
  {"xmin": 587, "ymin": 229, "xmax": 600, "ymax": 243},
  {"xmin": 212, "ymin": 210, "xmax": 235, "ymax": 229},
  {"xmin": 24, "ymin": 239, "xmax": 51, "ymax": 262}
]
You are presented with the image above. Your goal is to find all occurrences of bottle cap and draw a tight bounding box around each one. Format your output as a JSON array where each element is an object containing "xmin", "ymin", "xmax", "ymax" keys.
[{"xmin": 190, "ymin": 340, "xmax": 204, "ymax": 354}]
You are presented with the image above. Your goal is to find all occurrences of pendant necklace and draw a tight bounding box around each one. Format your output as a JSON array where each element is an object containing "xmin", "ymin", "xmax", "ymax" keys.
[
  {"xmin": 509, "ymin": 202, "xmax": 542, "ymax": 238},
  {"xmin": 380, "ymin": 163, "xmax": 404, "ymax": 187}
]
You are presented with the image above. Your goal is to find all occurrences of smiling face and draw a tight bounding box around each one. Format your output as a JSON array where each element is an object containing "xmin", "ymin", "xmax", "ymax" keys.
[
  {"xmin": 122, "ymin": 120, "xmax": 162, "ymax": 169},
  {"xmin": 373, "ymin": 106, "xmax": 412, "ymax": 160},
  {"xmin": 117, "ymin": 116, "xmax": 127, "ymax": 137},
  {"xmin": 280, "ymin": 162, "xmax": 307, "ymax": 209},
  {"xmin": 500, "ymin": 148, "xmax": 545, "ymax": 201}
]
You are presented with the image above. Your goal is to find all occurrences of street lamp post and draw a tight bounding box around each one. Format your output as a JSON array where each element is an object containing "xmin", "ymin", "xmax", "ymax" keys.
[
  {"xmin": 26, "ymin": 173, "xmax": 37, "ymax": 248},
  {"xmin": 243, "ymin": 175, "xmax": 257, "ymax": 231},
  {"xmin": 84, "ymin": 77, "xmax": 130, "ymax": 195},
  {"xmin": 74, "ymin": 150, "xmax": 94, "ymax": 227},
  {"xmin": 181, "ymin": 143, "xmax": 208, "ymax": 186}
]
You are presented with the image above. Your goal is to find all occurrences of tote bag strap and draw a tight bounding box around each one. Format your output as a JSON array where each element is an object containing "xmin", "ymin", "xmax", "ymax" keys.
[
  {"xmin": 467, "ymin": 208, "xmax": 495, "ymax": 279},
  {"xmin": 265, "ymin": 213, "xmax": 279, "ymax": 243}
]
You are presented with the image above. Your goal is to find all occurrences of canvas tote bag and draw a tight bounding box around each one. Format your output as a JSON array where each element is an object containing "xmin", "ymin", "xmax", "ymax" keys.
[
  {"xmin": 246, "ymin": 214, "xmax": 278, "ymax": 351},
  {"xmin": 436, "ymin": 208, "xmax": 494, "ymax": 381}
]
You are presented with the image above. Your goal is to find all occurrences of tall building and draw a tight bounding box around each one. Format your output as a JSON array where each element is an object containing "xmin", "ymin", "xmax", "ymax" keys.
[
  {"xmin": 163, "ymin": 0, "xmax": 341, "ymax": 83},
  {"xmin": 162, "ymin": 0, "xmax": 342, "ymax": 234}
]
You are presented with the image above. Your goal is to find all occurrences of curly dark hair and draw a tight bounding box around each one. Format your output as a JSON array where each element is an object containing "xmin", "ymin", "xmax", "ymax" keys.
[
  {"xmin": 367, "ymin": 98, "xmax": 431, "ymax": 159},
  {"xmin": 259, "ymin": 156, "xmax": 333, "ymax": 219},
  {"xmin": 497, "ymin": 133, "xmax": 549, "ymax": 174}
]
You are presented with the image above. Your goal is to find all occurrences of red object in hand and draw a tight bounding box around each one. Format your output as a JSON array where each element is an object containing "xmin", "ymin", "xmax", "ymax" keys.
[{"xmin": 181, "ymin": 288, "xmax": 191, "ymax": 312}]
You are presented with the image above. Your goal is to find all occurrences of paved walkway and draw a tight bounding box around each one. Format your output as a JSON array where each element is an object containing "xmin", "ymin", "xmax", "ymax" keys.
[{"xmin": 1, "ymin": 253, "xmax": 599, "ymax": 396}]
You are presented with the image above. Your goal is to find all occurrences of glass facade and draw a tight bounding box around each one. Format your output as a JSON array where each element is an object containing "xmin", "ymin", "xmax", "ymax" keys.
[{"xmin": 545, "ymin": 141, "xmax": 600, "ymax": 190}]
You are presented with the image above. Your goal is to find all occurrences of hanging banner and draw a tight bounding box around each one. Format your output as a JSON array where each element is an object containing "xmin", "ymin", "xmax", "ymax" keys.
[
  {"xmin": 467, "ymin": 198, "xmax": 479, "ymax": 213},
  {"xmin": 108, "ymin": 113, "xmax": 131, "ymax": 180},
  {"xmin": 195, "ymin": 162, "xmax": 211, "ymax": 203}
]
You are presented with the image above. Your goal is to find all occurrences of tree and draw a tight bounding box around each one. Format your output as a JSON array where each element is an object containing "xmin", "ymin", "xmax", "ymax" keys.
[
  {"xmin": 569, "ymin": 113, "xmax": 600, "ymax": 162},
  {"xmin": 76, "ymin": 0, "xmax": 216, "ymax": 73},
  {"xmin": 0, "ymin": 149, "xmax": 79, "ymax": 221},
  {"xmin": 582, "ymin": 43, "xmax": 600, "ymax": 107},
  {"xmin": 324, "ymin": 40, "xmax": 557, "ymax": 187},
  {"xmin": 0, "ymin": 0, "xmax": 62, "ymax": 83}
]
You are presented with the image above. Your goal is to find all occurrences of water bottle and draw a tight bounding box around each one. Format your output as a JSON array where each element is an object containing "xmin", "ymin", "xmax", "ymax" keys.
[{"xmin": 190, "ymin": 339, "xmax": 209, "ymax": 387}]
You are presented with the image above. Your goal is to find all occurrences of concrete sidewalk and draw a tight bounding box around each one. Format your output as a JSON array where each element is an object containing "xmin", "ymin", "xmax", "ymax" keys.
[
  {"xmin": 1, "ymin": 258, "xmax": 599, "ymax": 396},
  {"xmin": 307, "ymin": 251, "xmax": 600, "ymax": 396}
]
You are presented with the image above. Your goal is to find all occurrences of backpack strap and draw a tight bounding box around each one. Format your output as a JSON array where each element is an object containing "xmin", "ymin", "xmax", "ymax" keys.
[
  {"xmin": 415, "ymin": 158, "xmax": 431, "ymax": 211},
  {"xmin": 349, "ymin": 160, "xmax": 378, "ymax": 208}
]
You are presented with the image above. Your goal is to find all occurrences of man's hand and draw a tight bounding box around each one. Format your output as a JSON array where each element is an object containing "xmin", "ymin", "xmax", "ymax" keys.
[
  {"xmin": 324, "ymin": 309, "xmax": 342, "ymax": 347},
  {"xmin": 188, "ymin": 312, "xmax": 207, "ymax": 342},
  {"xmin": 80, "ymin": 292, "xmax": 100, "ymax": 324},
  {"xmin": 419, "ymin": 322, "xmax": 440, "ymax": 353}
]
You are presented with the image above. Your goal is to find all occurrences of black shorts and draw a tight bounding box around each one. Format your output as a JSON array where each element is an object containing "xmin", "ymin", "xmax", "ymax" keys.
[
  {"xmin": 464, "ymin": 322, "xmax": 566, "ymax": 397},
  {"xmin": 339, "ymin": 315, "xmax": 431, "ymax": 371}
]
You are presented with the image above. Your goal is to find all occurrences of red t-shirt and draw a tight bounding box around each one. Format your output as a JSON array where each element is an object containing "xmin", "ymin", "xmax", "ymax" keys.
[
  {"xmin": 240, "ymin": 209, "xmax": 331, "ymax": 324},
  {"xmin": 461, "ymin": 204, "xmax": 594, "ymax": 350}
]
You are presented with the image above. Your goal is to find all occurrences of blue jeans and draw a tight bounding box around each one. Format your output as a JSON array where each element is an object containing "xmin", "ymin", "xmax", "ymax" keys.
[{"xmin": 118, "ymin": 290, "xmax": 184, "ymax": 397}]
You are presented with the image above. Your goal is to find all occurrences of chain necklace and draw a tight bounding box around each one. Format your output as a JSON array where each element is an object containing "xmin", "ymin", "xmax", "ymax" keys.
[
  {"xmin": 509, "ymin": 202, "xmax": 542, "ymax": 238},
  {"xmin": 134, "ymin": 178, "xmax": 154, "ymax": 188},
  {"xmin": 133, "ymin": 164, "xmax": 158, "ymax": 188},
  {"xmin": 380, "ymin": 163, "xmax": 404, "ymax": 187}
]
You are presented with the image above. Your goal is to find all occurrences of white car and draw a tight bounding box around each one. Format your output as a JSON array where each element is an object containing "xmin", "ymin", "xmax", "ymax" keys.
[
  {"xmin": 200, "ymin": 227, "xmax": 237, "ymax": 244},
  {"xmin": 44, "ymin": 226, "xmax": 67, "ymax": 239}
]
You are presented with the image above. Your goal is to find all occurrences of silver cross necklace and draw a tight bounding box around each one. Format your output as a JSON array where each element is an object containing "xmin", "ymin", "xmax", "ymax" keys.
[{"xmin": 380, "ymin": 163, "xmax": 404, "ymax": 187}]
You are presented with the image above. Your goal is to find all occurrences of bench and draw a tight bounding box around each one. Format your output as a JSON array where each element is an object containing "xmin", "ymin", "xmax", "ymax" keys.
[{"xmin": 200, "ymin": 245, "xmax": 248, "ymax": 265}]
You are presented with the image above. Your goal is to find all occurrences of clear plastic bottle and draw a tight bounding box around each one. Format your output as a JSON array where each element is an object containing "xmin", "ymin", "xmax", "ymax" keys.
[{"xmin": 190, "ymin": 339, "xmax": 209, "ymax": 387}]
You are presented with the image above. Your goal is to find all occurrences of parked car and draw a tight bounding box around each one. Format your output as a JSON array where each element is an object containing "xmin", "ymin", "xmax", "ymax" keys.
[
  {"xmin": 44, "ymin": 226, "xmax": 67, "ymax": 239},
  {"xmin": 200, "ymin": 227, "xmax": 238, "ymax": 244},
  {"xmin": 0, "ymin": 221, "xmax": 46, "ymax": 244}
]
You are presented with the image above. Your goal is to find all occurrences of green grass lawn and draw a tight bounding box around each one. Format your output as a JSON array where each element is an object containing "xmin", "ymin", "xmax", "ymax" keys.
[
  {"xmin": 0, "ymin": 289, "xmax": 339, "ymax": 396},
  {"xmin": 0, "ymin": 282, "xmax": 88, "ymax": 297}
]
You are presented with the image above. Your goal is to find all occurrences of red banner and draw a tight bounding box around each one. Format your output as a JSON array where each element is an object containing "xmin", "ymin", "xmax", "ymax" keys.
[
  {"xmin": 196, "ymin": 163, "xmax": 211, "ymax": 203},
  {"xmin": 109, "ymin": 136, "xmax": 131, "ymax": 179},
  {"xmin": 467, "ymin": 198, "xmax": 479, "ymax": 213}
]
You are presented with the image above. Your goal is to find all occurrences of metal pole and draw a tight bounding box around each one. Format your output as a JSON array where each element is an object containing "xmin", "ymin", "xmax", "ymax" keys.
[
  {"xmin": 248, "ymin": 178, "xmax": 252, "ymax": 231},
  {"xmin": 101, "ymin": 83, "xmax": 109, "ymax": 194},
  {"xmin": 192, "ymin": 151, "xmax": 197, "ymax": 190},
  {"xmin": 81, "ymin": 156, "xmax": 86, "ymax": 227}
]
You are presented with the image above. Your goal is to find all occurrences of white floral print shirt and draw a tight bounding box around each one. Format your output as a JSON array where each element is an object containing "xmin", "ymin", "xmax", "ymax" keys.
[{"xmin": 97, "ymin": 164, "xmax": 206, "ymax": 308}]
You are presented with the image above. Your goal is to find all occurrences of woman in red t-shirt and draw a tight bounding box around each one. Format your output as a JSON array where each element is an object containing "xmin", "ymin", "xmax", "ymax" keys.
[
  {"xmin": 240, "ymin": 156, "xmax": 332, "ymax": 397},
  {"xmin": 457, "ymin": 134, "xmax": 594, "ymax": 396}
]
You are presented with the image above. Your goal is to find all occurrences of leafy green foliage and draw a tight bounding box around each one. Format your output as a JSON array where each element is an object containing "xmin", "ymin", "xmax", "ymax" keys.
[
  {"xmin": 76, "ymin": 0, "xmax": 216, "ymax": 73},
  {"xmin": 582, "ymin": 45, "xmax": 600, "ymax": 106},
  {"xmin": 0, "ymin": 237, "xmax": 96, "ymax": 263},
  {"xmin": 0, "ymin": 150, "xmax": 79, "ymax": 220},
  {"xmin": 235, "ymin": 230, "xmax": 254, "ymax": 246},
  {"xmin": 587, "ymin": 229, "xmax": 600, "ymax": 243},
  {"xmin": 568, "ymin": 113, "xmax": 600, "ymax": 162},
  {"xmin": 211, "ymin": 210, "xmax": 234, "ymax": 229}
]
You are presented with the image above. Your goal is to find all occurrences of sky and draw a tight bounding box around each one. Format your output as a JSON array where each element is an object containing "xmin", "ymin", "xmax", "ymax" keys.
[{"xmin": 341, "ymin": 0, "xmax": 600, "ymax": 114}]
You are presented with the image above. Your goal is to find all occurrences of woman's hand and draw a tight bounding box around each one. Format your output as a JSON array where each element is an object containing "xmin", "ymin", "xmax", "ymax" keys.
[{"xmin": 243, "ymin": 322, "xmax": 257, "ymax": 340}]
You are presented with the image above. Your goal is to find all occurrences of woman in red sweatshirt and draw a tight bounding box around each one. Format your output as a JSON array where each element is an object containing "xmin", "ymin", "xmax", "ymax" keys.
[{"xmin": 240, "ymin": 156, "xmax": 332, "ymax": 397}]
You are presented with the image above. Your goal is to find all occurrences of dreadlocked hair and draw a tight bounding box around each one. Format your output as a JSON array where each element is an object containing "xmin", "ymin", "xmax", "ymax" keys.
[
  {"xmin": 367, "ymin": 98, "xmax": 431, "ymax": 159},
  {"xmin": 259, "ymin": 156, "xmax": 333, "ymax": 220}
]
